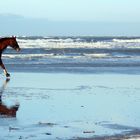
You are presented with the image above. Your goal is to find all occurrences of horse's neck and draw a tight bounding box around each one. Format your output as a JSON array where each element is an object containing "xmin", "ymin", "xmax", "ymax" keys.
[{"xmin": 0, "ymin": 40, "xmax": 10, "ymax": 51}]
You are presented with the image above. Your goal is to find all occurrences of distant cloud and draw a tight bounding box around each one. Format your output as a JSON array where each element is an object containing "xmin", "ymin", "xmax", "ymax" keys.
[{"xmin": 0, "ymin": 13, "xmax": 24, "ymax": 20}]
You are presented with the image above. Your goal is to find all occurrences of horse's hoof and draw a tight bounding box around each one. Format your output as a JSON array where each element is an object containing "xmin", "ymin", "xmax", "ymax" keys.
[{"xmin": 6, "ymin": 73, "xmax": 10, "ymax": 77}]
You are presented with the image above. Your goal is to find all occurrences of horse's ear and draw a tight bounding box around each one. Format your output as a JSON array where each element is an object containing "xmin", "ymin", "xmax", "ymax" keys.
[{"xmin": 12, "ymin": 36, "xmax": 16, "ymax": 38}]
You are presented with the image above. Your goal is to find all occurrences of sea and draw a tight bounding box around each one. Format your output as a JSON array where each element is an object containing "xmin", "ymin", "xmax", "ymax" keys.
[{"xmin": 3, "ymin": 36, "xmax": 140, "ymax": 73}]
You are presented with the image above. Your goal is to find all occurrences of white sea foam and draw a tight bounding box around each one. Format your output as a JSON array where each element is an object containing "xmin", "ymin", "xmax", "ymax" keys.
[
  {"xmin": 2, "ymin": 53, "xmax": 116, "ymax": 59},
  {"xmin": 84, "ymin": 53, "xmax": 110, "ymax": 58},
  {"xmin": 17, "ymin": 38, "xmax": 140, "ymax": 49},
  {"xmin": 3, "ymin": 54, "xmax": 54, "ymax": 59},
  {"xmin": 113, "ymin": 39, "xmax": 140, "ymax": 43},
  {"xmin": 3, "ymin": 53, "xmax": 83, "ymax": 59}
]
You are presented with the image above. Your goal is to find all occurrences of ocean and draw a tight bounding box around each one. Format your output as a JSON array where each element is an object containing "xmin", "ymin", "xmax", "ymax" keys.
[{"xmin": 3, "ymin": 36, "xmax": 140, "ymax": 73}]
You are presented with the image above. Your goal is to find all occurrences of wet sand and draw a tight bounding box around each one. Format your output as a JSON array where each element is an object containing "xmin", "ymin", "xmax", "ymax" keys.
[{"xmin": 0, "ymin": 72, "xmax": 140, "ymax": 140}]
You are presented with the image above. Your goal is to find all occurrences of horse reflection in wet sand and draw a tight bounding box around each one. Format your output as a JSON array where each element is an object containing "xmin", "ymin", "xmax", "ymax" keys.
[
  {"xmin": 0, "ymin": 37, "xmax": 20, "ymax": 77},
  {"xmin": 0, "ymin": 79, "xmax": 19, "ymax": 117}
]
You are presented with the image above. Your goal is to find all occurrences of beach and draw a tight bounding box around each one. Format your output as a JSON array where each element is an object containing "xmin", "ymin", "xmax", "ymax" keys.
[
  {"xmin": 0, "ymin": 71, "xmax": 140, "ymax": 140},
  {"xmin": 1, "ymin": 0, "xmax": 140, "ymax": 138}
]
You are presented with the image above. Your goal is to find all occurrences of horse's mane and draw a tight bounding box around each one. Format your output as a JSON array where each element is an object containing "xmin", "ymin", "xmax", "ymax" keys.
[{"xmin": 0, "ymin": 37, "xmax": 13, "ymax": 42}]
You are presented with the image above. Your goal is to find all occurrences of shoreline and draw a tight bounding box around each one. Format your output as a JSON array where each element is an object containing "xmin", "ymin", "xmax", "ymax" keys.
[{"xmin": 2, "ymin": 64, "xmax": 140, "ymax": 75}]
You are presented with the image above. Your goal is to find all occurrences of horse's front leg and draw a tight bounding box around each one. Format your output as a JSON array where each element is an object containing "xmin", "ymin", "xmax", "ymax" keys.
[
  {"xmin": 0, "ymin": 60, "xmax": 10, "ymax": 77},
  {"xmin": 4, "ymin": 69, "xmax": 10, "ymax": 78}
]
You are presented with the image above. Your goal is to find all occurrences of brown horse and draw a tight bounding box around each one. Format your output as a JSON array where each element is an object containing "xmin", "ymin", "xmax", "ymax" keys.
[
  {"xmin": 0, "ymin": 37, "xmax": 20, "ymax": 77},
  {"xmin": 0, "ymin": 79, "xmax": 19, "ymax": 117}
]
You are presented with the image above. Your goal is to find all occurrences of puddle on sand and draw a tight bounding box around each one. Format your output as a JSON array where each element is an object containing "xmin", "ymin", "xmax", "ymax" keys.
[{"xmin": 0, "ymin": 73, "xmax": 140, "ymax": 140}]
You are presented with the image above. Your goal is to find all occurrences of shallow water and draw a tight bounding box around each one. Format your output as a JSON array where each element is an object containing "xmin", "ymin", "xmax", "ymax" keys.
[{"xmin": 0, "ymin": 72, "xmax": 140, "ymax": 140}]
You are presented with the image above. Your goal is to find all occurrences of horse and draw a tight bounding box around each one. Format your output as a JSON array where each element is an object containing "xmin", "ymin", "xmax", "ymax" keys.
[
  {"xmin": 0, "ymin": 79, "xmax": 19, "ymax": 117},
  {"xmin": 0, "ymin": 36, "xmax": 20, "ymax": 77}
]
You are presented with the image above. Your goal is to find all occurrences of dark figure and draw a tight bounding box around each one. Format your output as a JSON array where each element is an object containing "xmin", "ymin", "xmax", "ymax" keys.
[
  {"xmin": 0, "ymin": 79, "xmax": 19, "ymax": 117},
  {"xmin": 0, "ymin": 37, "xmax": 20, "ymax": 77}
]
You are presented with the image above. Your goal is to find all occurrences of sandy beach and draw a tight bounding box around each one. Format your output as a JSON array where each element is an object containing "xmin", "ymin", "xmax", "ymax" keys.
[{"xmin": 0, "ymin": 71, "xmax": 140, "ymax": 140}]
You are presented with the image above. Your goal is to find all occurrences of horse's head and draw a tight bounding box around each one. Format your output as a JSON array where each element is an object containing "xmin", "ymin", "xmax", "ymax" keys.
[{"xmin": 10, "ymin": 36, "xmax": 21, "ymax": 52}]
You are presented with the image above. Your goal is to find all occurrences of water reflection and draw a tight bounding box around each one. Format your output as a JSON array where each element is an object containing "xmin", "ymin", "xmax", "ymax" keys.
[{"xmin": 0, "ymin": 78, "xmax": 19, "ymax": 117}]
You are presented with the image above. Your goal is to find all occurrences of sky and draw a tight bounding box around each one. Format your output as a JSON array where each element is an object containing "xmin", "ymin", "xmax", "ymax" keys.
[
  {"xmin": 0, "ymin": 0, "xmax": 140, "ymax": 36},
  {"xmin": 0, "ymin": 0, "xmax": 140, "ymax": 21}
]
